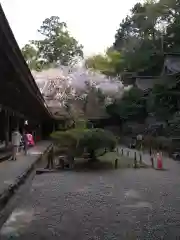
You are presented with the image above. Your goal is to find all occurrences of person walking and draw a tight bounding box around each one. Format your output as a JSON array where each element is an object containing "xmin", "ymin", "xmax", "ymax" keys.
[
  {"xmin": 26, "ymin": 133, "xmax": 35, "ymax": 147},
  {"xmin": 46, "ymin": 146, "xmax": 54, "ymax": 169},
  {"xmin": 11, "ymin": 128, "xmax": 21, "ymax": 161}
]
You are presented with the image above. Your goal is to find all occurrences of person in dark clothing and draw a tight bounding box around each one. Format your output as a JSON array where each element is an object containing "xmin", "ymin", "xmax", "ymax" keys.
[
  {"xmin": 149, "ymin": 147, "xmax": 152, "ymax": 156},
  {"xmin": 46, "ymin": 147, "xmax": 54, "ymax": 169}
]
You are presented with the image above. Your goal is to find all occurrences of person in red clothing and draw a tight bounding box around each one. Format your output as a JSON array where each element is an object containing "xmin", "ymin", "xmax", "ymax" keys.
[
  {"xmin": 157, "ymin": 153, "xmax": 163, "ymax": 169},
  {"xmin": 26, "ymin": 133, "xmax": 35, "ymax": 147},
  {"xmin": 36, "ymin": 135, "xmax": 40, "ymax": 142}
]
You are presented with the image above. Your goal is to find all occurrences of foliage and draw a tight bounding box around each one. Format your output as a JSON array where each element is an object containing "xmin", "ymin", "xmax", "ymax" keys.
[
  {"xmin": 21, "ymin": 0, "xmax": 180, "ymax": 134},
  {"xmin": 74, "ymin": 119, "xmax": 87, "ymax": 129},
  {"xmin": 22, "ymin": 16, "xmax": 83, "ymax": 70},
  {"xmin": 51, "ymin": 128, "xmax": 117, "ymax": 161},
  {"xmin": 85, "ymin": 49, "xmax": 123, "ymax": 76},
  {"xmin": 147, "ymin": 83, "xmax": 178, "ymax": 121},
  {"xmin": 113, "ymin": 1, "xmax": 163, "ymax": 75},
  {"xmin": 80, "ymin": 128, "xmax": 117, "ymax": 156},
  {"xmin": 105, "ymin": 0, "xmax": 180, "ymax": 130},
  {"xmin": 166, "ymin": 112, "xmax": 180, "ymax": 137},
  {"xmin": 21, "ymin": 44, "xmax": 40, "ymax": 71},
  {"xmin": 106, "ymin": 87, "xmax": 147, "ymax": 121},
  {"xmin": 143, "ymin": 135, "xmax": 172, "ymax": 152},
  {"xmin": 112, "ymin": 0, "xmax": 180, "ymax": 76},
  {"xmin": 51, "ymin": 128, "xmax": 85, "ymax": 158},
  {"xmin": 99, "ymin": 152, "xmax": 134, "ymax": 168}
]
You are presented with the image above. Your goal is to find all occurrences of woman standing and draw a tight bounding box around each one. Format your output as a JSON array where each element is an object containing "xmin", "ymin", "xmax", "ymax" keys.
[{"xmin": 11, "ymin": 128, "xmax": 21, "ymax": 160}]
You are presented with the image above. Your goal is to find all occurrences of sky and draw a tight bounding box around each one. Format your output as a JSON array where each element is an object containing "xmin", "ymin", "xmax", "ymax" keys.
[{"xmin": 1, "ymin": 0, "xmax": 140, "ymax": 56}]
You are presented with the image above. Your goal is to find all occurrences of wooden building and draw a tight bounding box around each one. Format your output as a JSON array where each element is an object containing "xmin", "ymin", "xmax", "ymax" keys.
[{"xmin": 0, "ymin": 5, "xmax": 54, "ymax": 146}]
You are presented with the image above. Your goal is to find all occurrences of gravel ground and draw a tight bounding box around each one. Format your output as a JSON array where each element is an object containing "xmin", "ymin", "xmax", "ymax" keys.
[{"xmin": 1, "ymin": 159, "xmax": 180, "ymax": 240}]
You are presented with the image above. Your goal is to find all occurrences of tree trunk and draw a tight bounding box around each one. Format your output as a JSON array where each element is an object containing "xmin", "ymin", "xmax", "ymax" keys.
[{"xmin": 89, "ymin": 150, "xmax": 97, "ymax": 162}]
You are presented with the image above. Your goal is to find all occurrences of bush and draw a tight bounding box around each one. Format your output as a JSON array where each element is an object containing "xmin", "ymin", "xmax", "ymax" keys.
[
  {"xmin": 51, "ymin": 128, "xmax": 117, "ymax": 161},
  {"xmin": 75, "ymin": 119, "xmax": 87, "ymax": 129},
  {"xmin": 79, "ymin": 128, "xmax": 117, "ymax": 160},
  {"xmin": 51, "ymin": 128, "xmax": 83, "ymax": 151}
]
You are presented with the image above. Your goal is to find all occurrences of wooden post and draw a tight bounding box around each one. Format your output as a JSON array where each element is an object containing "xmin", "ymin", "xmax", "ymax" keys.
[
  {"xmin": 116, "ymin": 147, "xmax": 118, "ymax": 154},
  {"xmin": 4, "ymin": 111, "xmax": 9, "ymax": 147},
  {"xmin": 115, "ymin": 159, "xmax": 118, "ymax": 169},
  {"xmin": 16, "ymin": 115, "xmax": 19, "ymax": 129},
  {"xmin": 134, "ymin": 152, "xmax": 137, "ymax": 168},
  {"xmin": 139, "ymin": 153, "xmax": 142, "ymax": 164},
  {"xmin": 53, "ymin": 121, "xmax": 56, "ymax": 132},
  {"xmin": 151, "ymin": 156, "xmax": 154, "ymax": 168},
  {"xmin": 149, "ymin": 147, "xmax": 152, "ymax": 156},
  {"xmin": 121, "ymin": 149, "xmax": 123, "ymax": 156}
]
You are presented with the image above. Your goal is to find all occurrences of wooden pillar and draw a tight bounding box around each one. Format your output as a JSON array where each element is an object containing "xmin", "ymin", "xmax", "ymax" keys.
[
  {"xmin": 39, "ymin": 124, "xmax": 42, "ymax": 140},
  {"xmin": 0, "ymin": 108, "xmax": 4, "ymax": 142},
  {"xmin": 19, "ymin": 118, "xmax": 25, "ymax": 134},
  {"xmin": 32, "ymin": 122, "xmax": 36, "ymax": 141},
  {"xmin": 4, "ymin": 110, "xmax": 9, "ymax": 147},
  {"xmin": 53, "ymin": 121, "xmax": 56, "ymax": 132},
  {"xmin": 16, "ymin": 115, "xmax": 19, "ymax": 129}
]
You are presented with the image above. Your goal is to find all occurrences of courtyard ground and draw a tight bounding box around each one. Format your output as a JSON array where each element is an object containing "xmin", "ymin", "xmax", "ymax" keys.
[{"xmin": 0, "ymin": 149, "xmax": 180, "ymax": 239}]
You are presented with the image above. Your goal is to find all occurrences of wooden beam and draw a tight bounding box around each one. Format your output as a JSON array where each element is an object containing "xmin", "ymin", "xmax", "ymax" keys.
[{"xmin": 0, "ymin": 6, "xmax": 52, "ymax": 119}]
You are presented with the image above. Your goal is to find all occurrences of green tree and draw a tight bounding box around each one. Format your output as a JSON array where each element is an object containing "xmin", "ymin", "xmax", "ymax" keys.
[
  {"xmin": 106, "ymin": 87, "xmax": 147, "ymax": 121},
  {"xmin": 107, "ymin": 0, "xmax": 180, "ymax": 128},
  {"xmin": 113, "ymin": 0, "xmax": 180, "ymax": 76},
  {"xmin": 51, "ymin": 128, "xmax": 117, "ymax": 162},
  {"xmin": 22, "ymin": 16, "xmax": 83, "ymax": 69},
  {"xmin": 21, "ymin": 44, "xmax": 40, "ymax": 70},
  {"xmin": 167, "ymin": 112, "xmax": 180, "ymax": 137},
  {"xmin": 147, "ymin": 83, "xmax": 178, "ymax": 121},
  {"xmin": 113, "ymin": 0, "xmax": 165, "ymax": 75},
  {"xmin": 85, "ymin": 49, "xmax": 123, "ymax": 76}
]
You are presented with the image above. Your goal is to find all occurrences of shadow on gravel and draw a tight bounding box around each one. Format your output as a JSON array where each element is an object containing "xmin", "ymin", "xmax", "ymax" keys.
[
  {"xmin": 36, "ymin": 156, "xmax": 151, "ymax": 174},
  {"xmin": 36, "ymin": 160, "xmax": 116, "ymax": 174},
  {"xmin": 74, "ymin": 160, "xmax": 114, "ymax": 172},
  {"xmin": 155, "ymin": 168, "xmax": 168, "ymax": 171}
]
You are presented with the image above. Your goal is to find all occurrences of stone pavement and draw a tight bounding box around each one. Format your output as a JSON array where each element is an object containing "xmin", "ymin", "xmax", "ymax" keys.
[
  {"xmin": 118, "ymin": 145, "xmax": 177, "ymax": 169},
  {"xmin": 118, "ymin": 145, "xmax": 152, "ymax": 166},
  {"xmin": 0, "ymin": 141, "xmax": 52, "ymax": 210}
]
